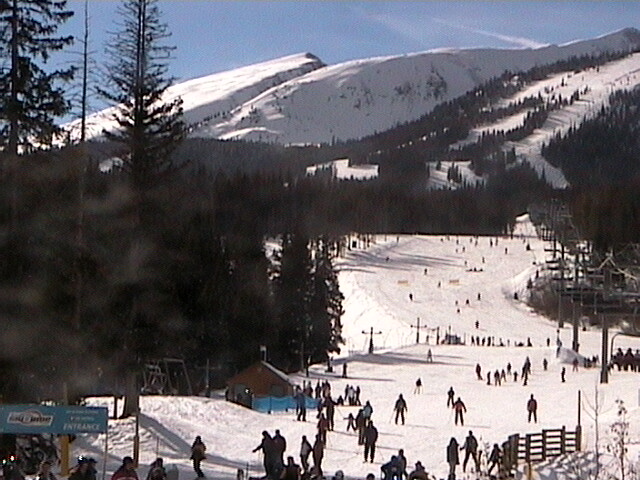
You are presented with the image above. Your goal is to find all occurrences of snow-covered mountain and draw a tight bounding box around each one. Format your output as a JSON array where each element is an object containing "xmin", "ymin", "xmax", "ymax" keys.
[
  {"xmin": 65, "ymin": 53, "xmax": 325, "ymax": 141},
  {"xmin": 70, "ymin": 28, "xmax": 640, "ymax": 148},
  {"xmin": 206, "ymin": 28, "xmax": 640, "ymax": 145}
]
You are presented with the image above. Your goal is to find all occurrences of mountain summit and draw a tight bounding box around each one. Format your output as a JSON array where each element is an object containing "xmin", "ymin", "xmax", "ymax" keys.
[{"xmin": 71, "ymin": 28, "xmax": 640, "ymax": 147}]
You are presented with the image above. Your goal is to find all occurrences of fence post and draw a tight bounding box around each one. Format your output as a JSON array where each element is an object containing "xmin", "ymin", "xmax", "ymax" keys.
[
  {"xmin": 542, "ymin": 430, "xmax": 547, "ymax": 460},
  {"xmin": 526, "ymin": 434, "xmax": 532, "ymax": 464},
  {"xmin": 561, "ymin": 426, "xmax": 566, "ymax": 454},
  {"xmin": 576, "ymin": 425, "xmax": 582, "ymax": 451}
]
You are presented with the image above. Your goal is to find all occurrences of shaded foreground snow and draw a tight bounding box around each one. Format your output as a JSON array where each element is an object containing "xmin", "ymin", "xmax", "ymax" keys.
[{"xmin": 76, "ymin": 216, "xmax": 640, "ymax": 480}]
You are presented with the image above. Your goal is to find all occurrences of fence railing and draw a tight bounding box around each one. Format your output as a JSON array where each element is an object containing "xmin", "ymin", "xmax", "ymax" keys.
[{"xmin": 502, "ymin": 425, "xmax": 581, "ymax": 475}]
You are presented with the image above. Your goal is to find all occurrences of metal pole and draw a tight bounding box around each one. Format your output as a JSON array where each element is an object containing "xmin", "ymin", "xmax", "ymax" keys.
[
  {"xmin": 600, "ymin": 314, "xmax": 609, "ymax": 384},
  {"xmin": 416, "ymin": 317, "xmax": 420, "ymax": 344},
  {"xmin": 578, "ymin": 390, "xmax": 581, "ymax": 427}
]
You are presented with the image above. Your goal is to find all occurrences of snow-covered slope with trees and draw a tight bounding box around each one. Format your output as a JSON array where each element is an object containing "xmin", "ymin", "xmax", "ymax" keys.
[
  {"xmin": 205, "ymin": 28, "xmax": 640, "ymax": 145},
  {"xmin": 70, "ymin": 28, "xmax": 640, "ymax": 147},
  {"xmin": 64, "ymin": 53, "xmax": 325, "ymax": 141},
  {"xmin": 71, "ymin": 216, "xmax": 640, "ymax": 480}
]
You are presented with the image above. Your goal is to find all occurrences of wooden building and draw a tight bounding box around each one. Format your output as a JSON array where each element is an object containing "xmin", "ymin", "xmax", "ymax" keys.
[{"xmin": 226, "ymin": 361, "xmax": 295, "ymax": 407}]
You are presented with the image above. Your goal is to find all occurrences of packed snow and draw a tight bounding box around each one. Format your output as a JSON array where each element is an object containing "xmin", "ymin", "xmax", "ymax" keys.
[{"xmin": 67, "ymin": 215, "xmax": 640, "ymax": 480}]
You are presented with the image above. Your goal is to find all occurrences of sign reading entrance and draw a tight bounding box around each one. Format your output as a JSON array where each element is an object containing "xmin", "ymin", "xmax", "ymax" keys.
[{"xmin": 0, "ymin": 405, "xmax": 108, "ymax": 434}]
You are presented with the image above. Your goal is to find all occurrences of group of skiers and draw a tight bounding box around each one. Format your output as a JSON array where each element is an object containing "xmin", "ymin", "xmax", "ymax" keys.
[{"xmin": 446, "ymin": 432, "xmax": 503, "ymax": 480}]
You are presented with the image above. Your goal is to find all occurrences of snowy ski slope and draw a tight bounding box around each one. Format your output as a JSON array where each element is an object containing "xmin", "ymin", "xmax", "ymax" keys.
[{"xmin": 73, "ymin": 216, "xmax": 640, "ymax": 480}]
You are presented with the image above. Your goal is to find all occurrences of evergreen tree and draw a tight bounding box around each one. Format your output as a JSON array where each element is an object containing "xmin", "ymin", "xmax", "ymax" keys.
[
  {"xmin": 308, "ymin": 238, "xmax": 344, "ymax": 364},
  {"xmin": 0, "ymin": 0, "xmax": 74, "ymax": 156},
  {"xmin": 271, "ymin": 232, "xmax": 313, "ymax": 371},
  {"xmin": 98, "ymin": 0, "xmax": 185, "ymax": 195}
]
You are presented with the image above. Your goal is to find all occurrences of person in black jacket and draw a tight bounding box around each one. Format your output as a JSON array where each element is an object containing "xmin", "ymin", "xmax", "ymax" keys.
[
  {"xmin": 190, "ymin": 436, "xmax": 206, "ymax": 478},
  {"xmin": 363, "ymin": 420, "xmax": 379, "ymax": 463},
  {"xmin": 460, "ymin": 431, "xmax": 480, "ymax": 473},
  {"xmin": 446, "ymin": 437, "xmax": 459, "ymax": 480}
]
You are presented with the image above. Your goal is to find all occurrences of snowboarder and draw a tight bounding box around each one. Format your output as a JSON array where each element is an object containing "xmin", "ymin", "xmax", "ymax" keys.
[
  {"xmin": 447, "ymin": 387, "xmax": 455, "ymax": 407},
  {"xmin": 363, "ymin": 420, "xmax": 378, "ymax": 463},
  {"xmin": 394, "ymin": 394, "xmax": 407, "ymax": 425},
  {"xmin": 487, "ymin": 444, "xmax": 501, "ymax": 475},
  {"xmin": 572, "ymin": 358, "xmax": 579, "ymax": 371},
  {"xmin": 427, "ymin": 349, "xmax": 433, "ymax": 362},
  {"xmin": 527, "ymin": 394, "xmax": 538, "ymax": 423},
  {"xmin": 409, "ymin": 293, "xmax": 413, "ymax": 301},
  {"xmin": 542, "ymin": 358, "xmax": 548, "ymax": 371},
  {"xmin": 561, "ymin": 366, "xmax": 566, "ymax": 383},
  {"xmin": 299, "ymin": 435, "xmax": 312, "ymax": 474},
  {"xmin": 446, "ymin": 437, "xmax": 459, "ymax": 480},
  {"xmin": 461, "ymin": 431, "xmax": 480, "ymax": 473},
  {"xmin": 190, "ymin": 436, "xmax": 206, "ymax": 478},
  {"xmin": 453, "ymin": 397, "xmax": 467, "ymax": 426}
]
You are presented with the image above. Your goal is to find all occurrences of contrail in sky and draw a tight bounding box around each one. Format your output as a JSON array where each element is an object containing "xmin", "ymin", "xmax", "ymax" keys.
[{"xmin": 432, "ymin": 18, "xmax": 547, "ymax": 49}]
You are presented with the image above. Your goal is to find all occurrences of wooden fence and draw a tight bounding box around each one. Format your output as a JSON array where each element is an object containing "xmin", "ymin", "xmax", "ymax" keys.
[{"xmin": 501, "ymin": 425, "xmax": 582, "ymax": 476}]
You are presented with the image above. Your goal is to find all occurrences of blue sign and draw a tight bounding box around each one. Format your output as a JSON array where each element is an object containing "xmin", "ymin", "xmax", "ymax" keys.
[{"xmin": 0, "ymin": 405, "xmax": 108, "ymax": 434}]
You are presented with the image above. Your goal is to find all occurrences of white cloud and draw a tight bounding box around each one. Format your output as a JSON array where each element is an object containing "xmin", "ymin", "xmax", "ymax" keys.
[{"xmin": 432, "ymin": 17, "xmax": 547, "ymax": 49}]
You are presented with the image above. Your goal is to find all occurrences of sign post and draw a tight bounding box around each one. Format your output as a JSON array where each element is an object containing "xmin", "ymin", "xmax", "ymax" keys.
[{"xmin": 0, "ymin": 404, "xmax": 109, "ymax": 476}]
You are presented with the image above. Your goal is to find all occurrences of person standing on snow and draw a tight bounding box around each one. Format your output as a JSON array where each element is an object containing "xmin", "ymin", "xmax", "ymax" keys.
[
  {"xmin": 299, "ymin": 435, "xmax": 312, "ymax": 474},
  {"xmin": 362, "ymin": 400, "xmax": 373, "ymax": 420},
  {"xmin": 446, "ymin": 438, "xmax": 459, "ymax": 480},
  {"xmin": 363, "ymin": 420, "xmax": 379, "ymax": 463},
  {"xmin": 394, "ymin": 394, "xmax": 408, "ymax": 425},
  {"xmin": 447, "ymin": 387, "xmax": 455, "ymax": 407},
  {"xmin": 190, "ymin": 437, "xmax": 206, "ymax": 478},
  {"xmin": 311, "ymin": 434, "xmax": 324, "ymax": 476},
  {"xmin": 396, "ymin": 449, "xmax": 408, "ymax": 479},
  {"xmin": 453, "ymin": 397, "xmax": 467, "ymax": 426},
  {"xmin": 527, "ymin": 394, "xmax": 538, "ymax": 423},
  {"xmin": 252, "ymin": 431, "xmax": 275, "ymax": 479},
  {"xmin": 475, "ymin": 364, "xmax": 482, "ymax": 380},
  {"xmin": 295, "ymin": 389, "xmax": 306, "ymax": 421},
  {"xmin": 272, "ymin": 430, "xmax": 287, "ymax": 478},
  {"xmin": 460, "ymin": 431, "xmax": 480, "ymax": 473}
]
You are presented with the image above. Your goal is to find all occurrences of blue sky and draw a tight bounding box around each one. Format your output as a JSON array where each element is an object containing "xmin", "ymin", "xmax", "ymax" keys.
[{"xmin": 60, "ymin": 1, "xmax": 637, "ymax": 82}]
